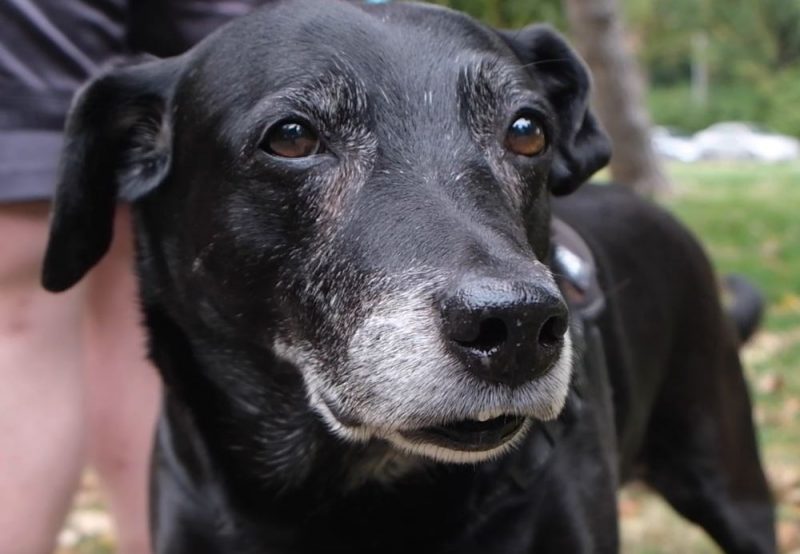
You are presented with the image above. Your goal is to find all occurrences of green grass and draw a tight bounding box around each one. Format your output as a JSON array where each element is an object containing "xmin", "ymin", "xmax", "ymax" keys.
[
  {"xmin": 621, "ymin": 161, "xmax": 800, "ymax": 554},
  {"xmin": 664, "ymin": 162, "xmax": 800, "ymax": 437},
  {"xmin": 665, "ymin": 162, "xmax": 800, "ymax": 309}
]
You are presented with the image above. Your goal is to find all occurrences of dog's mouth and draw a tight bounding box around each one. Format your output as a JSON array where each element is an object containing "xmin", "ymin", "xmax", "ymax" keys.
[{"xmin": 398, "ymin": 414, "xmax": 527, "ymax": 452}]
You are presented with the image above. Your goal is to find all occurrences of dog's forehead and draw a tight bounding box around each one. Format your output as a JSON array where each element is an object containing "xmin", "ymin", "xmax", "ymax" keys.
[
  {"xmin": 184, "ymin": 0, "xmax": 523, "ymax": 111},
  {"xmin": 221, "ymin": 0, "xmax": 506, "ymax": 58}
]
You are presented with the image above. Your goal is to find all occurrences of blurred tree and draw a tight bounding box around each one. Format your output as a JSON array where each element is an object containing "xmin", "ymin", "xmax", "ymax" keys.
[
  {"xmin": 623, "ymin": 0, "xmax": 800, "ymax": 137},
  {"xmin": 430, "ymin": 0, "xmax": 564, "ymax": 28},
  {"xmin": 622, "ymin": 0, "xmax": 710, "ymax": 86},
  {"xmin": 564, "ymin": 0, "xmax": 670, "ymax": 195},
  {"xmin": 625, "ymin": 0, "xmax": 800, "ymax": 83},
  {"xmin": 764, "ymin": 0, "xmax": 800, "ymax": 69}
]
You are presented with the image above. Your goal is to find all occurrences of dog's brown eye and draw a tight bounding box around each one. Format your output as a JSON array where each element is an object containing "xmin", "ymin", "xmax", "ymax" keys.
[
  {"xmin": 261, "ymin": 120, "xmax": 320, "ymax": 158},
  {"xmin": 505, "ymin": 116, "xmax": 547, "ymax": 157}
]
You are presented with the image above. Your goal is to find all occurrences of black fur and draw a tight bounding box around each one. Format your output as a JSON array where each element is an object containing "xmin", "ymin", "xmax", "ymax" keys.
[{"xmin": 42, "ymin": 1, "xmax": 775, "ymax": 552}]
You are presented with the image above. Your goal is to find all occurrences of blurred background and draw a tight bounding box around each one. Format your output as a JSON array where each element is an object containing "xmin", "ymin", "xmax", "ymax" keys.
[{"xmin": 54, "ymin": 0, "xmax": 799, "ymax": 552}]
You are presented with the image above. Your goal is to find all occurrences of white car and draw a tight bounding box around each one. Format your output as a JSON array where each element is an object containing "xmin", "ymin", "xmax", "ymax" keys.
[
  {"xmin": 693, "ymin": 122, "xmax": 800, "ymax": 162},
  {"xmin": 651, "ymin": 126, "xmax": 703, "ymax": 163}
]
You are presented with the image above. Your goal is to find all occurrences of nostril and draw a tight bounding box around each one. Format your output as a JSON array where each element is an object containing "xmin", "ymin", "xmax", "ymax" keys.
[
  {"xmin": 538, "ymin": 315, "xmax": 568, "ymax": 348},
  {"xmin": 454, "ymin": 317, "xmax": 508, "ymax": 355}
]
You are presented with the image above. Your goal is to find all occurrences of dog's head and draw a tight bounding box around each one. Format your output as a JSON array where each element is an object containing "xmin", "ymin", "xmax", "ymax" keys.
[{"xmin": 43, "ymin": 0, "xmax": 609, "ymax": 464}]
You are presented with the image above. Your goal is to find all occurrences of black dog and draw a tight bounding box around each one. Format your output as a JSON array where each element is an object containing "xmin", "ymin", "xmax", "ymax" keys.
[{"xmin": 42, "ymin": 0, "xmax": 775, "ymax": 552}]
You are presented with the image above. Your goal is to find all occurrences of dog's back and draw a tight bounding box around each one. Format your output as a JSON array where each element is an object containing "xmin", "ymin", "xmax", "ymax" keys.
[{"xmin": 556, "ymin": 184, "xmax": 775, "ymax": 553}]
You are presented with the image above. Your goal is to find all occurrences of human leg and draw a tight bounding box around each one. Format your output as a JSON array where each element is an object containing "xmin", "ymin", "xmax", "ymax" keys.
[
  {"xmin": 0, "ymin": 203, "xmax": 86, "ymax": 554},
  {"xmin": 83, "ymin": 206, "xmax": 161, "ymax": 554}
]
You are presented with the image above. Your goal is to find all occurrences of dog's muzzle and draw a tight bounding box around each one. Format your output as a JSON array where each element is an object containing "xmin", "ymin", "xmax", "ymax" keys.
[{"xmin": 277, "ymin": 272, "xmax": 574, "ymax": 464}]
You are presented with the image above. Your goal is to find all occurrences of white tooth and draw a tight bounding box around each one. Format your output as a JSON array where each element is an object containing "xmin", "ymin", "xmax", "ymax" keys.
[{"xmin": 477, "ymin": 411, "xmax": 492, "ymax": 422}]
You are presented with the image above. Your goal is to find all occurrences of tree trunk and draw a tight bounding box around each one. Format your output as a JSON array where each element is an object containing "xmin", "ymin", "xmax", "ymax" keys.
[
  {"xmin": 691, "ymin": 32, "xmax": 710, "ymax": 108},
  {"xmin": 563, "ymin": 0, "xmax": 671, "ymax": 196}
]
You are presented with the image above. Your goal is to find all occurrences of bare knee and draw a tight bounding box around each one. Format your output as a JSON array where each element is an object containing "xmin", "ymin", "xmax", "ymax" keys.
[
  {"xmin": 0, "ymin": 204, "xmax": 87, "ymax": 553},
  {"xmin": 0, "ymin": 203, "xmax": 52, "ymax": 288}
]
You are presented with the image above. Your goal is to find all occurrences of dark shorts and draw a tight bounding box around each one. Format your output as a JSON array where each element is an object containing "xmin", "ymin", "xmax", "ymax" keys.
[
  {"xmin": 0, "ymin": 0, "xmax": 259, "ymax": 203},
  {"xmin": 0, "ymin": 130, "xmax": 62, "ymax": 203}
]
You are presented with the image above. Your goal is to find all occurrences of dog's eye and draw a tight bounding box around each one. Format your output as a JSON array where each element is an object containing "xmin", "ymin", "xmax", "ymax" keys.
[
  {"xmin": 261, "ymin": 120, "xmax": 321, "ymax": 158},
  {"xmin": 505, "ymin": 115, "xmax": 547, "ymax": 157}
]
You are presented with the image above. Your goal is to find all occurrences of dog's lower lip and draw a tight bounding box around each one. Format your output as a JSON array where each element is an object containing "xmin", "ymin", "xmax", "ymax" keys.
[{"xmin": 400, "ymin": 415, "xmax": 526, "ymax": 452}]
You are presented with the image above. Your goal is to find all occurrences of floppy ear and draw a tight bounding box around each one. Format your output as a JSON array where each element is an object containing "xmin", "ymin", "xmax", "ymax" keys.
[
  {"xmin": 42, "ymin": 58, "xmax": 181, "ymax": 292},
  {"xmin": 498, "ymin": 25, "xmax": 611, "ymax": 196}
]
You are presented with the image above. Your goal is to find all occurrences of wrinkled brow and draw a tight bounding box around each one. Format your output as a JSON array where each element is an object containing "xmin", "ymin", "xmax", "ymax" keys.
[
  {"xmin": 459, "ymin": 58, "xmax": 531, "ymax": 100},
  {"xmin": 457, "ymin": 58, "xmax": 543, "ymax": 132},
  {"xmin": 281, "ymin": 70, "xmax": 371, "ymax": 130}
]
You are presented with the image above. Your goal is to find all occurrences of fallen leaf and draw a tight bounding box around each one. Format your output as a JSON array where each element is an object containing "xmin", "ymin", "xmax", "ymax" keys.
[
  {"xmin": 782, "ymin": 397, "xmax": 800, "ymax": 424},
  {"xmin": 786, "ymin": 487, "xmax": 800, "ymax": 507},
  {"xmin": 756, "ymin": 373, "xmax": 785, "ymax": 395},
  {"xmin": 768, "ymin": 465, "xmax": 800, "ymax": 494},
  {"xmin": 778, "ymin": 521, "xmax": 800, "ymax": 551},
  {"xmin": 618, "ymin": 496, "xmax": 641, "ymax": 518}
]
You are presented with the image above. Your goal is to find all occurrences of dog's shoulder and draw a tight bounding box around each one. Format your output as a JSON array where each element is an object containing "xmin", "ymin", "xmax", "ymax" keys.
[{"xmin": 552, "ymin": 183, "xmax": 709, "ymax": 269}]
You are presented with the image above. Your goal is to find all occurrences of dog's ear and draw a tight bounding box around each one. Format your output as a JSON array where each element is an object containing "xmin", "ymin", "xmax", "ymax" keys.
[
  {"xmin": 498, "ymin": 25, "xmax": 611, "ymax": 196},
  {"xmin": 42, "ymin": 58, "xmax": 181, "ymax": 292}
]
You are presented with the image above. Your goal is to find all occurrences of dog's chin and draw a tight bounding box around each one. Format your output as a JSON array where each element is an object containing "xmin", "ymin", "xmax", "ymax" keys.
[
  {"xmin": 385, "ymin": 416, "xmax": 534, "ymax": 463},
  {"xmin": 310, "ymin": 395, "xmax": 538, "ymax": 463}
]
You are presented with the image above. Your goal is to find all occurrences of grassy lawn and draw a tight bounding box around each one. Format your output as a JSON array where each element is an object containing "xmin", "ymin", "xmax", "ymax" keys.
[
  {"xmin": 620, "ymin": 161, "xmax": 800, "ymax": 554},
  {"xmin": 58, "ymin": 162, "xmax": 800, "ymax": 553}
]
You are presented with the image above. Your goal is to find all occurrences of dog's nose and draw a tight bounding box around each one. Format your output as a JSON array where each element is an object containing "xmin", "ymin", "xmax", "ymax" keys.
[{"xmin": 441, "ymin": 278, "xmax": 569, "ymax": 387}]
